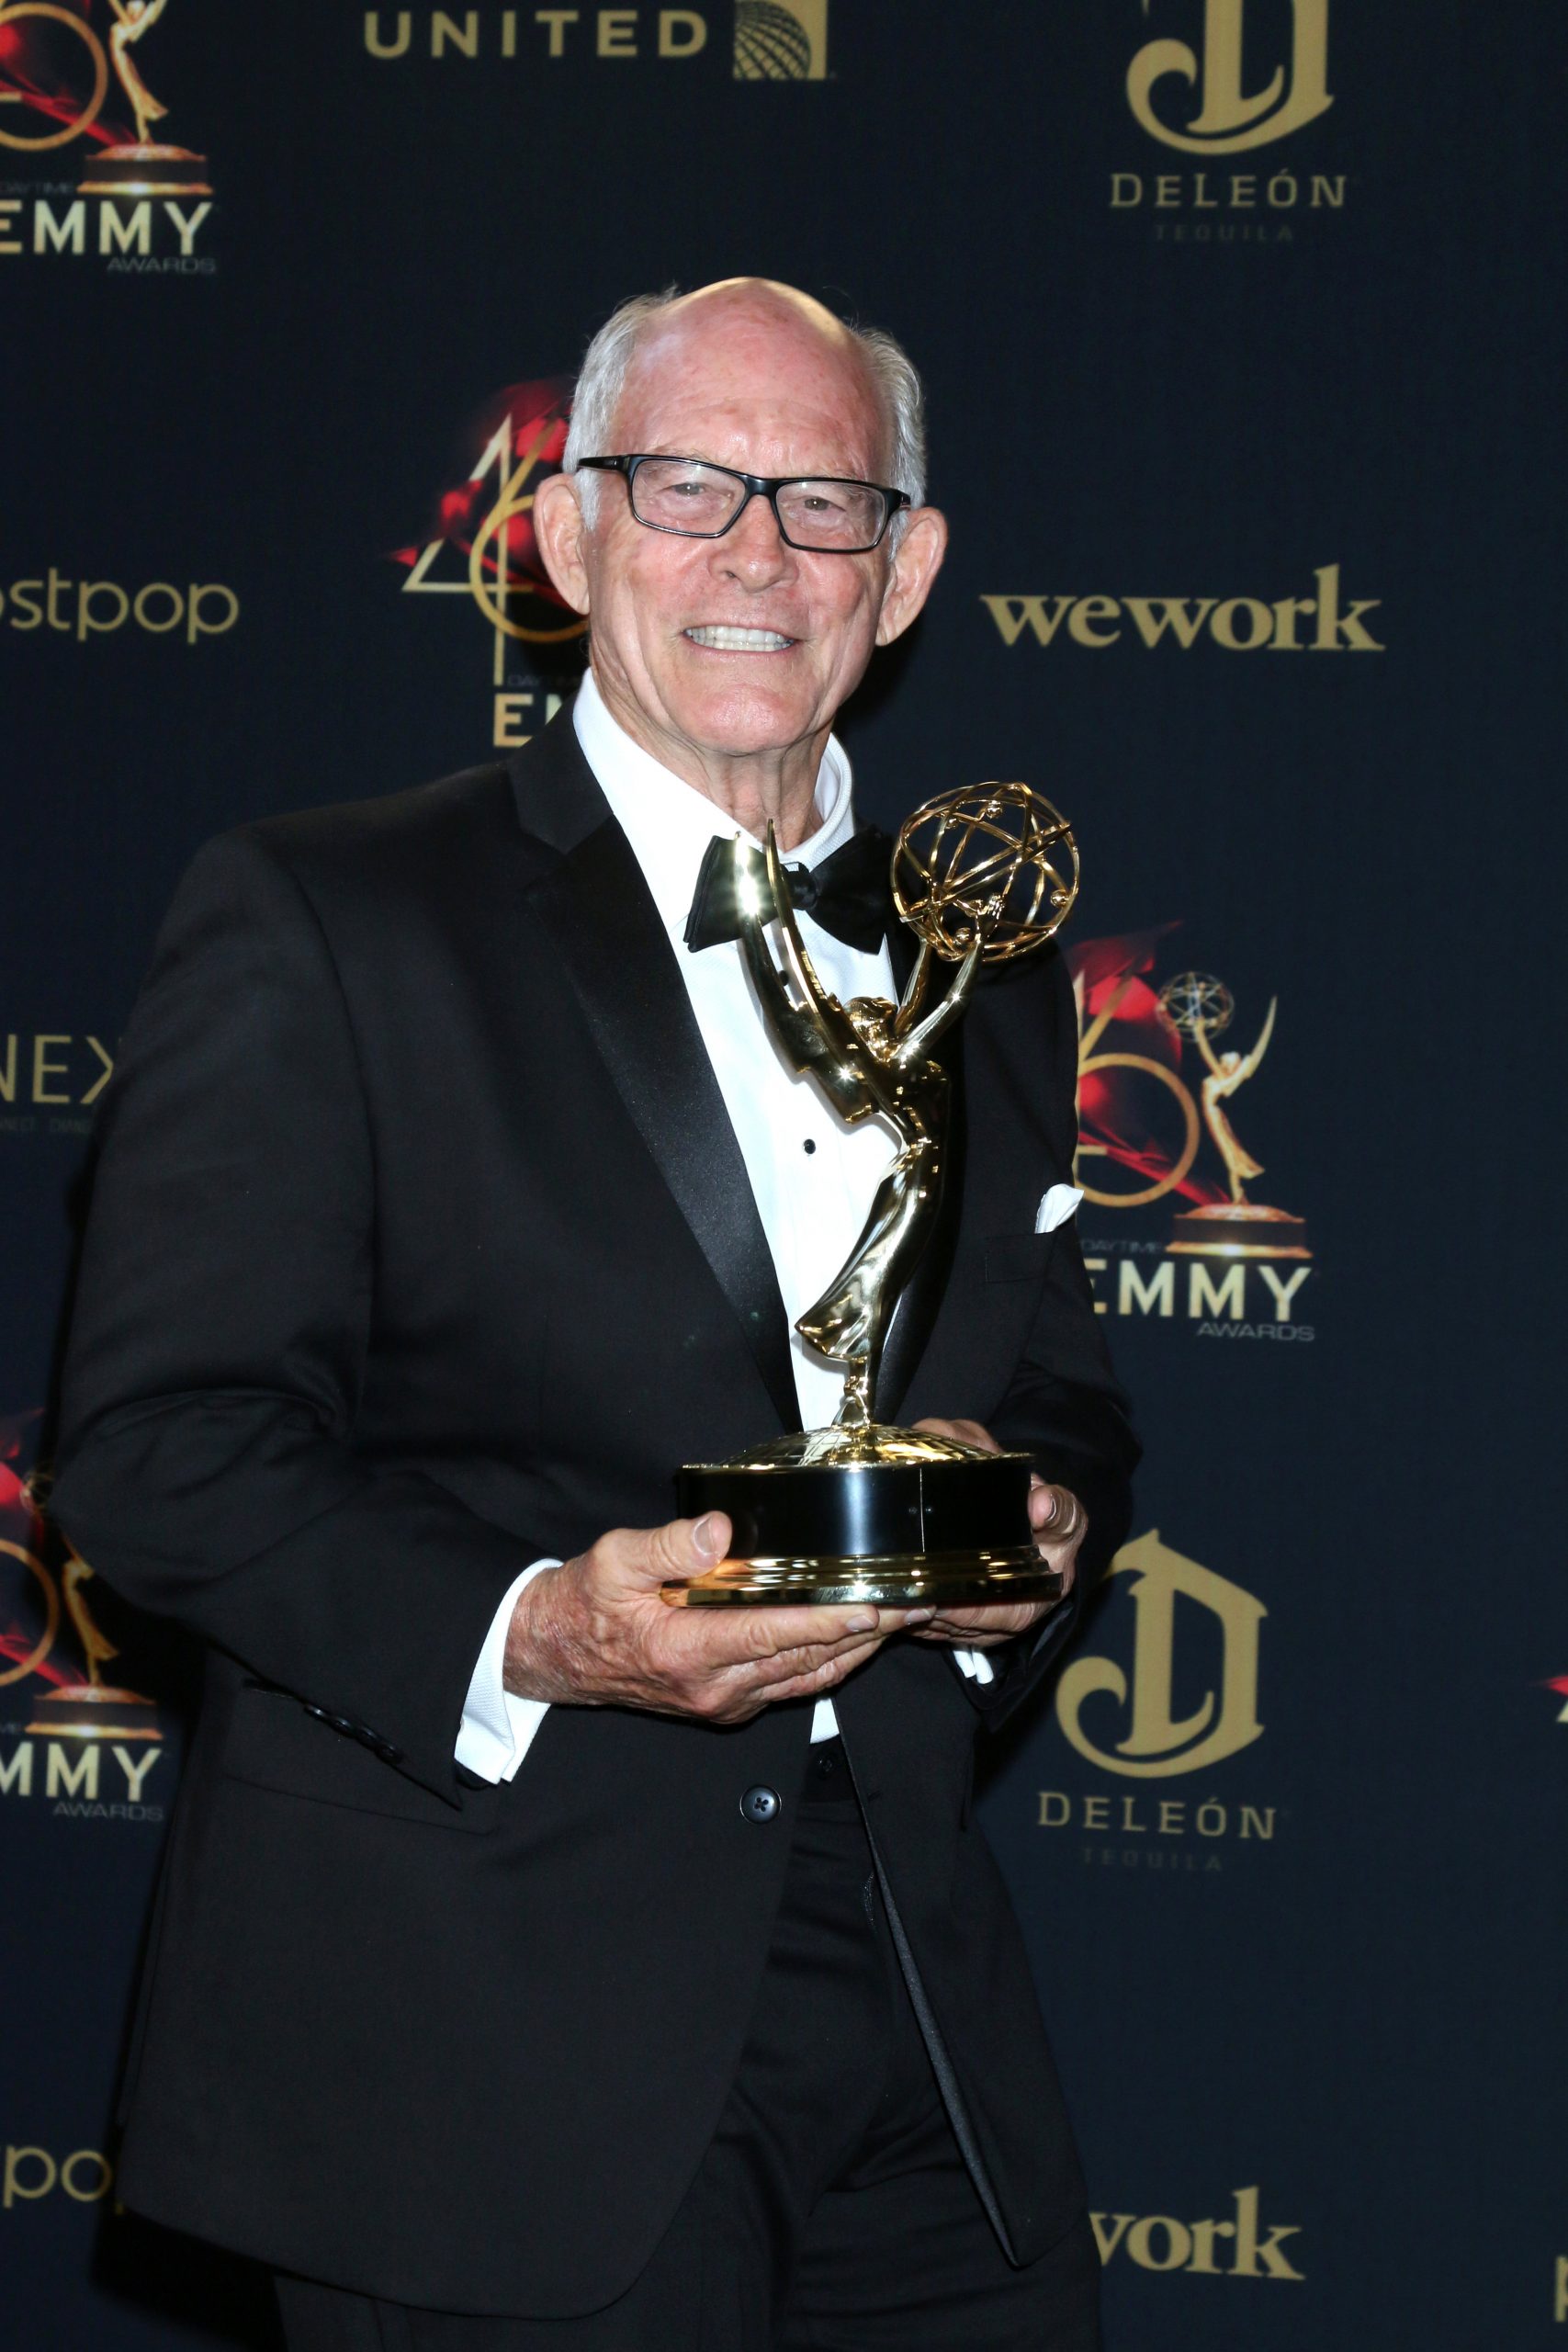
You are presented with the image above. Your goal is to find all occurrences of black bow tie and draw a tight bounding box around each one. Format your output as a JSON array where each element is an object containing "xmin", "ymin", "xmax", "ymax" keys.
[{"xmin": 683, "ymin": 826, "xmax": 893, "ymax": 956}]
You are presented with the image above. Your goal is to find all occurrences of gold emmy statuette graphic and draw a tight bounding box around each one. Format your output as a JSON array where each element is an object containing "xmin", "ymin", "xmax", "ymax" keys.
[
  {"xmin": 668, "ymin": 783, "xmax": 1080, "ymax": 1609},
  {"xmin": 25, "ymin": 1551, "xmax": 160, "ymax": 1741},
  {"xmin": 1158, "ymin": 973, "xmax": 1310, "ymax": 1260},
  {"xmin": 77, "ymin": 0, "xmax": 210, "ymax": 197}
]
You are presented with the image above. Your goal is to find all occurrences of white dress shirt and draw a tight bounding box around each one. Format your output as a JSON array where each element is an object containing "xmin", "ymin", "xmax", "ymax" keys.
[{"xmin": 456, "ymin": 673, "xmax": 991, "ymax": 1782}]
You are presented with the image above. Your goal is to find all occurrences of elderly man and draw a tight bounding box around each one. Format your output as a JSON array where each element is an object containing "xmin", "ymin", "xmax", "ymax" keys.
[{"xmin": 54, "ymin": 280, "xmax": 1136, "ymax": 2350}]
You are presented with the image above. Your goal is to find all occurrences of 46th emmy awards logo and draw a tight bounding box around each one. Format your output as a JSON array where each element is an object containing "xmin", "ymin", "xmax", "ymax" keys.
[
  {"xmin": 394, "ymin": 379, "xmax": 587, "ymax": 750},
  {"xmin": 1070, "ymin": 930, "xmax": 1315, "ymax": 1339},
  {"xmin": 1055, "ymin": 1530, "xmax": 1266, "ymax": 1780},
  {"xmin": 1128, "ymin": 0, "xmax": 1332, "ymax": 153},
  {"xmin": 0, "ymin": 0, "xmax": 215, "ymax": 266},
  {"xmin": 0, "ymin": 1426, "xmax": 166, "ymax": 1820}
]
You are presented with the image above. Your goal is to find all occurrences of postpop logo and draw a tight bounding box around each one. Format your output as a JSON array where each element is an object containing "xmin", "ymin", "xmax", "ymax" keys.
[
  {"xmin": 3, "ymin": 2143, "xmax": 113, "ymax": 2210},
  {"xmin": 1128, "ymin": 0, "xmax": 1332, "ymax": 154},
  {"xmin": 2, "ymin": 568, "xmax": 238, "ymax": 643},
  {"xmin": 1055, "ymin": 1529, "xmax": 1266, "ymax": 1780}
]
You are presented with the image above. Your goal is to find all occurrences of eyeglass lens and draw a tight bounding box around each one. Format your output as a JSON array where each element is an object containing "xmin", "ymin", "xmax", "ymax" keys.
[{"xmin": 628, "ymin": 458, "xmax": 889, "ymax": 549}]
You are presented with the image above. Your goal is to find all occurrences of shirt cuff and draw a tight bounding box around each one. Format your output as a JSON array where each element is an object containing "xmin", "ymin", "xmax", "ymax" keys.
[
  {"xmin": 455, "ymin": 1558, "xmax": 561, "ymax": 1784},
  {"xmin": 951, "ymin": 1647, "xmax": 996, "ymax": 1685}
]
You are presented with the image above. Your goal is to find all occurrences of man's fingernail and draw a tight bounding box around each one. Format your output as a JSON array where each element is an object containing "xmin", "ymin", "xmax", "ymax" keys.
[
  {"xmin": 907, "ymin": 1607, "xmax": 937, "ymax": 1624},
  {"xmin": 693, "ymin": 1514, "xmax": 722, "ymax": 1558},
  {"xmin": 847, "ymin": 1611, "xmax": 877, "ymax": 1633}
]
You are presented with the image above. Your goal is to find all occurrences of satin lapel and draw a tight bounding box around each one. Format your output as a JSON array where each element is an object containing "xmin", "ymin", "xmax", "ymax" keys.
[
  {"xmin": 876, "ymin": 925, "xmax": 967, "ymax": 1424},
  {"xmin": 515, "ymin": 727, "xmax": 800, "ymax": 1435},
  {"xmin": 887, "ymin": 919, "xmax": 918, "ymax": 999}
]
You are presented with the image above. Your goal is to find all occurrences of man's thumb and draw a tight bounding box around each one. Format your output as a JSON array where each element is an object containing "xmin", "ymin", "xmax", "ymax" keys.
[{"xmin": 635, "ymin": 1510, "xmax": 731, "ymax": 1587}]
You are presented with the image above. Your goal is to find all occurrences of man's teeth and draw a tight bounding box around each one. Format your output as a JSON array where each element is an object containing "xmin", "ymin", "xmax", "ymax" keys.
[{"xmin": 684, "ymin": 626, "xmax": 795, "ymax": 651}]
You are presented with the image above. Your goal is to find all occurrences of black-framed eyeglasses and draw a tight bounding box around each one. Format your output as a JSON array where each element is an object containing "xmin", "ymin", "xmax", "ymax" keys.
[{"xmin": 575, "ymin": 455, "xmax": 909, "ymax": 552}]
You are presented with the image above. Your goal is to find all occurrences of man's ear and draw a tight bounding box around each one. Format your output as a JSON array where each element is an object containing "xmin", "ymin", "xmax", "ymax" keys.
[
  {"xmin": 534, "ymin": 471, "xmax": 592, "ymax": 616},
  {"xmin": 874, "ymin": 506, "xmax": 948, "ymax": 648}
]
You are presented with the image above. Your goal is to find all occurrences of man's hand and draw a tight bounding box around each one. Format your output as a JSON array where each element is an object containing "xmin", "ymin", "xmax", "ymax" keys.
[
  {"xmin": 503, "ymin": 1511, "xmax": 929, "ymax": 1724},
  {"xmin": 907, "ymin": 1417, "xmax": 1088, "ymax": 1649}
]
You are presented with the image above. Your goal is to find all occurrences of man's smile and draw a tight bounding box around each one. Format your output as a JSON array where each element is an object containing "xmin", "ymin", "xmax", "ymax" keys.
[{"xmin": 682, "ymin": 625, "xmax": 798, "ymax": 652}]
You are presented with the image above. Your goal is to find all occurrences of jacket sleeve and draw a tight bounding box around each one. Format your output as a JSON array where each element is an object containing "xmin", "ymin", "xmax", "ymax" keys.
[
  {"xmin": 966, "ymin": 953, "xmax": 1141, "ymax": 1729},
  {"xmin": 51, "ymin": 829, "xmax": 533, "ymax": 1805}
]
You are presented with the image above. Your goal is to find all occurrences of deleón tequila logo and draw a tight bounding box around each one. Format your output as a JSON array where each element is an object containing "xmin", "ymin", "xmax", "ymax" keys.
[
  {"xmin": 1055, "ymin": 1529, "xmax": 1266, "ymax": 1778},
  {"xmin": 1128, "ymin": 0, "xmax": 1332, "ymax": 154}
]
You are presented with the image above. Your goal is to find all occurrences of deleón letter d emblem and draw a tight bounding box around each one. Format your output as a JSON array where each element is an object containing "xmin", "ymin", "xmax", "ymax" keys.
[
  {"xmin": 1055, "ymin": 1530, "xmax": 1265, "ymax": 1778},
  {"xmin": 1128, "ymin": 0, "xmax": 1332, "ymax": 154}
]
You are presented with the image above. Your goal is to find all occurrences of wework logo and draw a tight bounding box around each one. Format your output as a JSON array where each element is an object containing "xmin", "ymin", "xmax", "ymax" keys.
[
  {"xmin": 981, "ymin": 566, "xmax": 1382, "ymax": 653},
  {"xmin": 1055, "ymin": 1530, "xmax": 1265, "ymax": 1780},
  {"xmin": 1128, "ymin": 0, "xmax": 1332, "ymax": 154},
  {"xmin": 1093, "ymin": 2186, "xmax": 1304, "ymax": 2278}
]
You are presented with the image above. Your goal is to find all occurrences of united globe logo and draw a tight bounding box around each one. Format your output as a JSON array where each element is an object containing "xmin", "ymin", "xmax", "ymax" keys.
[{"xmin": 733, "ymin": 0, "xmax": 827, "ymax": 80}]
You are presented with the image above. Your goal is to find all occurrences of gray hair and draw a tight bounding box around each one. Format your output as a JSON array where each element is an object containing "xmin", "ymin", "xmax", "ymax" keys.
[{"xmin": 560, "ymin": 287, "xmax": 928, "ymax": 535}]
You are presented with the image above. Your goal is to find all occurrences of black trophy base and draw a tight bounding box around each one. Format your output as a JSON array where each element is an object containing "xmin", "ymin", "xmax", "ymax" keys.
[{"xmin": 666, "ymin": 1424, "xmax": 1061, "ymax": 1609}]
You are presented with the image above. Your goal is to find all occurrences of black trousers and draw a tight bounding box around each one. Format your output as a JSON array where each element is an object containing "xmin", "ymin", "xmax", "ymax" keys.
[{"xmin": 276, "ymin": 1743, "xmax": 1100, "ymax": 2352}]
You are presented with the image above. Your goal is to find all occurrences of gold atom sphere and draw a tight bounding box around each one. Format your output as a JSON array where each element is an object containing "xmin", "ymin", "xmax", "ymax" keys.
[
  {"xmin": 1158, "ymin": 971, "xmax": 1235, "ymax": 1040},
  {"xmin": 892, "ymin": 782, "xmax": 1080, "ymax": 965}
]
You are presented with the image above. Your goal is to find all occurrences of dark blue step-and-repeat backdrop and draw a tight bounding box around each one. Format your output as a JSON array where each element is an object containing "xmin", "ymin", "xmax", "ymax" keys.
[{"xmin": 4, "ymin": 5, "xmax": 1564, "ymax": 2346}]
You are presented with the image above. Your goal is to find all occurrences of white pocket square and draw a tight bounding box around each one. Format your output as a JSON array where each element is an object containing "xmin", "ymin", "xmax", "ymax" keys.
[{"xmin": 1035, "ymin": 1184, "xmax": 1083, "ymax": 1234}]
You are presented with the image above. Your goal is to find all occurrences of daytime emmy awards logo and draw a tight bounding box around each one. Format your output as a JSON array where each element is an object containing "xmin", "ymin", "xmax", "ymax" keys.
[
  {"xmin": 0, "ymin": 0, "xmax": 214, "ymax": 267},
  {"xmin": 1069, "ymin": 930, "xmax": 1314, "ymax": 1339},
  {"xmin": 394, "ymin": 379, "xmax": 586, "ymax": 749},
  {"xmin": 0, "ymin": 1419, "xmax": 166, "ymax": 1821}
]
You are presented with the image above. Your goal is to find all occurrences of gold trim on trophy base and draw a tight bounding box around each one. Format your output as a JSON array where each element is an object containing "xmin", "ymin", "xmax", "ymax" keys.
[
  {"xmin": 1167, "ymin": 1203, "xmax": 1310, "ymax": 1261},
  {"xmin": 78, "ymin": 145, "xmax": 211, "ymax": 197},
  {"xmin": 25, "ymin": 1684, "xmax": 160, "ymax": 1741},
  {"xmin": 664, "ymin": 1547, "xmax": 1062, "ymax": 1609}
]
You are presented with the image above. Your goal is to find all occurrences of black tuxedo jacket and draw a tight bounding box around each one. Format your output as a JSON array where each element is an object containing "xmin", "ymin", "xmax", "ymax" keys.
[{"xmin": 53, "ymin": 711, "xmax": 1137, "ymax": 2316}]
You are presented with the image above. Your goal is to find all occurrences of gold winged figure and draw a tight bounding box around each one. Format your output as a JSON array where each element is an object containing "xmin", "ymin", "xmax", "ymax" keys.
[
  {"xmin": 1192, "ymin": 994, "xmax": 1277, "ymax": 1205},
  {"xmin": 732, "ymin": 827, "xmax": 980, "ymax": 1432},
  {"xmin": 107, "ymin": 0, "xmax": 172, "ymax": 149}
]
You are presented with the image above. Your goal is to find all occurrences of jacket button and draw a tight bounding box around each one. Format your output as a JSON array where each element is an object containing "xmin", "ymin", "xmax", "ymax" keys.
[{"xmin": 740, "ymin": 1784, "xmax": 781, "ymax": 1825}]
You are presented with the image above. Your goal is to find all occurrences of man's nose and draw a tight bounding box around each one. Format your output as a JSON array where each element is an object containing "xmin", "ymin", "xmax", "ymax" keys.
[{"xmin": 712, "ymin": 491, "xmax": 795, "ymax": 585}]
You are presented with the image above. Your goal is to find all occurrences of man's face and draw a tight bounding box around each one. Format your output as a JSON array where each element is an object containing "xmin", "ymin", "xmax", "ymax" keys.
[{"xmin": 537, "ymin": 294, "xmax": 945, "ymax": 783}]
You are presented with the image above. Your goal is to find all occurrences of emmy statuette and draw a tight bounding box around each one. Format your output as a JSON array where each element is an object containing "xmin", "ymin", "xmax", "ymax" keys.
[
  {"xmin": 667, "ymin": 784, "xmax": 1080, "ymax": 1610},
  {"xmin": 76, "ymin": 1, "xmax": 211, "ymax": 198},
  {"xmin": 1158, "ymin": 974, "xmax": 1310, "ymax": 1261}
]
